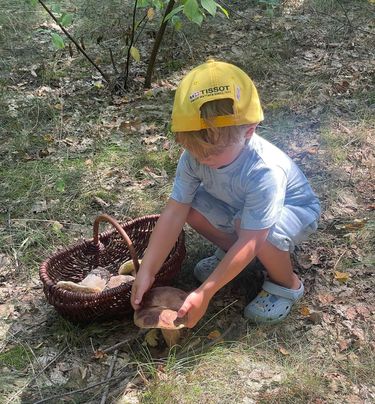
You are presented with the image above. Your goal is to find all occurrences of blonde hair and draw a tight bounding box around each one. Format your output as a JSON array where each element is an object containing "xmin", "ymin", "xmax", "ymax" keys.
[{"xmin": 175, "ymin": 99, "xmax": 252, "ymax": 159}]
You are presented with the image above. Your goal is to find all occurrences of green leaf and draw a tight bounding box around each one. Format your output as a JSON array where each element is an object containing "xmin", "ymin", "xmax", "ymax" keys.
[
  {"xmin": 130, "ymin": 46, "xmax": 141, "ymax": 62},
  {"xmin": 184, "ymin": 0, "xmax": 203, "ymax": 25},
  {"xmin": 51, "ymin": 4, "xmax": 61, "ymax": 14},
  {"xmin": 28, "ymin": 0, "xmax": 38, "ymax": 6},
  {"xmin": 153, "ymin": 0, "xmax": 164, "ymax": 10},
  {"xmin": 265, "ymin": 7, "xmax": 274, "ymax": 17},
  {"xmin": 171, "ymin": 15, "xmax": 183, "ymax": 31},
  {"xmin": 217, "ymin": 4, "xmax": 229, "ymax": 18},
  {"xmin": 164, "ymin": 5, "xmax": 184, "ymax": 22},
  {"xmin": 137, "ymin": 0, "xmax": 150, "ymax": 7},
  {"xmin": 51, "ymin": 33, "xmax": 65, "ymax": 49},
  {"xmin": 55, "ymin": 178, "xmax": 65, "ymax": 193},
  {"xmin": 200, "ymin": 0, "xmax": 217, "ymax": 16},
  {"xmin": 51, "ymin": 221, "xmax": 63, "ymax": 234},
  {"xmin": 60, "ymin": 13, "xmax": 73, "ymax": 27}
]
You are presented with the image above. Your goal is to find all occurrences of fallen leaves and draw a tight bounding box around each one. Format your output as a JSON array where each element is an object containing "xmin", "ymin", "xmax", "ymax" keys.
[
  {"xmin": 207, "ymin": 330, "xmax": 221, "ymax": 340},
  {"xmin": 334, "ymin": 271, "xmax": 350, "ymax": 283},
  {"xmin": 31, "ymin": 200, "xmax": 47, "ymax": 214},
  {"xmin": 278, "ymin": 346, "xmax": 290, "ymax": 356},
  {"xmin": 317, "ymin": 293, "xmax": 335, "ymax": 305},
  {"xmin": 299, "ymin": 306, "xmax": 311, "ymax": 316}
]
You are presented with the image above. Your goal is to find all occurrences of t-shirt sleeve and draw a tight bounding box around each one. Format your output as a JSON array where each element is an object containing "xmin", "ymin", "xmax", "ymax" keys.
[
  {"xmin": 170, "ymin": 151, "xmax": 201, "ymax": 204},
  {"xmin": 241, "ymin": 166, "xmax": 287, "ymax": 230}
]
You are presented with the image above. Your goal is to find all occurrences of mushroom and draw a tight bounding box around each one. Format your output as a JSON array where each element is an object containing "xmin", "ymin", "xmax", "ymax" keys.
[
  {"xmin": 106, "ymin": 274, "xmax": 135, "ymax": 289},
  {"xmin": 118, "ymin": 259, "xmax": 141, "ymax": 276},
  {"xmin": 57, "ymin": 267, "xmax": 111, "ymax": 294},
  {"xmin": 56, "ymin": 280, "xmax": 103, "ymax": 294},
  {"xmin": 134, "ymin": 286, "xmax": 188, "ymax": 347}
]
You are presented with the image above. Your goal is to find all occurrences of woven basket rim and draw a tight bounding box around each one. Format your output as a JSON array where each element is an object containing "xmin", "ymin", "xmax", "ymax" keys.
[{"xmin": 40, "ymin": 214, "xmax": 185, "ymax": 304}]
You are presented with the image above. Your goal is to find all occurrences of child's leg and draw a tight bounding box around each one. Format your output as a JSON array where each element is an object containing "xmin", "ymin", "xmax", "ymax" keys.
[
  {"xmin": 256, "ymin": 241, "xmax": 301, "ymax": 290},
  {"xmin": 187, "ymin": 207, "xmax": 237, "ymax": 252},
  {"xmin": 244, "ymin": 205, "xmax": 319, "ymax": 323}
]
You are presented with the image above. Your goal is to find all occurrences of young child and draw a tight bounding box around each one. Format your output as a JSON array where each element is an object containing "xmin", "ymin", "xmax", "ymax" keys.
[{"xmin": 131, "ymin": 59, "xmax": 320, "ymax": 327}]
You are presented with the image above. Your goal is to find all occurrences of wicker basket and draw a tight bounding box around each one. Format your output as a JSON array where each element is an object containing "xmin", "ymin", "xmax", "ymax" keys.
[{"xmin": 40, "ymin": 214, "xmax": 186, "ymax": 323}]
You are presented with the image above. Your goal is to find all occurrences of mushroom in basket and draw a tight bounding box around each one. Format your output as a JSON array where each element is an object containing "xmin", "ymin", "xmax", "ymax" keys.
[{"xmin": 56, "ymin": 259, "xmax": 141, "ymax": 293}]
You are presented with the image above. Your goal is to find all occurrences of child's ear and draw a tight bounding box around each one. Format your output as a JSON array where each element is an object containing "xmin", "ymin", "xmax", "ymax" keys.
[{"xmin": 244, "ymin": 124, "xmax": 257, "ymax": 139}]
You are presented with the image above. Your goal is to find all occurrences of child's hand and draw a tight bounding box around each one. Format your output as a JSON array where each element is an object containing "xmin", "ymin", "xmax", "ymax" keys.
[
  {"xmin": 131, "ymin": 271, "xmax": 155, "ymax": 310},
  {"xmin": 177, "ymin": 289, "xmax": 210, "ymax": 328}
]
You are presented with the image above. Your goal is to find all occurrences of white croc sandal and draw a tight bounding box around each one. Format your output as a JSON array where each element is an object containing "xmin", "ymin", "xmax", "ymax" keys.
[
  {"xmin": 244, "ymin": 280, "xmax": 304, "ymax": 324},
  {"xmin": 193, "ymin": 248, "xmax": 225, "ymax": 283}
]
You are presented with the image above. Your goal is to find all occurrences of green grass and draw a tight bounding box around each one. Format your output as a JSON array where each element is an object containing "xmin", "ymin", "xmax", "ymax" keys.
[
  {"xmin": 1, "ymin": 0, "xmax": 375, "ymax": 402},
  {"xmin": 136, "ymin": 331, "xmax": 332, "ymax": 404},
  {"xmin": 0, "ymin": 345, "xmax": 31, "ymax": 371}
]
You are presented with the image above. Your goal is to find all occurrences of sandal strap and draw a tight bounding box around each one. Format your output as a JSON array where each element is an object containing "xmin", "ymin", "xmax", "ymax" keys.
[
  {"xmin": 214, "ymin": 248, "xmax": 226, "ymax": 260},
  {"xmin": 262, "ymin": 280, "xmax": 304, "ymax": 301}
]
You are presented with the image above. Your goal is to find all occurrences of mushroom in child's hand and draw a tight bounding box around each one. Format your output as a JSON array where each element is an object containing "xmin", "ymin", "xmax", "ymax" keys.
[
  {"xmin": 118, "ymin": 259, "xmax": 141, "ymax": 276},
  {"xmin": 134, "ymin": 286, "xmax": 188, "ymax": 347}
]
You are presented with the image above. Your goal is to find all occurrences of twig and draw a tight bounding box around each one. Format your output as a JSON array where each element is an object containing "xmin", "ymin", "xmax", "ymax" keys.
[
  {"xmin": 134, "ymin": 13, "xmax": 149, "ymax": 44},
  {"xmin": 123, "ymin": 0, "xmax": 139, "ymax": 90},
  {"xmin": 144, "ymin": 0, "xmax": 175, "ymax": 88},
  {"xmin": 33, "ymin": 373, "xmax": 132, "ymax": 404},
  {"xmin": 333, "ymin": 250, "xmax": 347, "ymax": 271},
  {"xmin": 108, "ymin": 48, "xmax": 118, "ymax": 74},
  {"xmin": 335, "ymin": 0, "xmax": 354, "ymax": 32},
  {"xmin": 102, "ymin": 330, "xmax": 146, "ymax": 354},
  {"xmin": 190, "ymin": 299, "xmax": 238, "ymax": 339},
  {"xmin": 37, "ymin": 0, "xmax": 109, "ymax": 82},
  {"xmin": 177, "ymin": 322, "xmax": 236, "ymax": 359},
  {"xmin": 5, "ymin": 346, "xmax": 68, "ymax": 404},
  {"xmin": 100, "ymin": 350, "xmax": 118, "ymax": 404}
]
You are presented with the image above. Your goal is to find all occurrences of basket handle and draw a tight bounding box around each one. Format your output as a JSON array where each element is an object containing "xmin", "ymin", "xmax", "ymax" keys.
[{"xmin": 93, "ymin": 214, "xmax": 140, "ymax": 273}]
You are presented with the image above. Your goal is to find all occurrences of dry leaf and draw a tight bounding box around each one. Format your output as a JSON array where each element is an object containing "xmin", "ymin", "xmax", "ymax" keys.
[
  {"xmin": 345, "ymin": 307, "xmax": 357, "ymax": 320},
  {"xmin": 338, "ymin": 339, "xmax": 350, "ymax": 352},
  {"xmin": 317, "ymin": 294, "xmax": 335, "ymax": 304},
  {"xmin": 308, "ymin": 311, "xmax": 323, "ymax": 324},
  {"xmin": 94, "ymin": 350, "xmax": 107, "ymax": 359},
  {"xmin": 207, "ymin": 330, "xmax": 221, "ymax": 340},
  {"xmin": 351, "ymin": 328, "xmax": 365, "ymax": 342},
  {"xmin": 299, "ymin": 306, "xmax": 311, "ymax": 316},
  {"xmin": 355, "ymin": 306, "xmax": 370, "ymax": 318},
  {"xmin": 278, "ymin": 346, "xmax": 290, "ymax": 355},
  {"xmin": 32, "ymin": 200, "xmax": 48, "ymax": 213},
  {"xmin": 144, "ymin": 329, "xmax": 159, "ymax": 347},
  {"xmin": 334, "ymin": 271, "xmax": 350, "ymax": 283},
  {"xmin": 147, "ymin": 8, "xmax": 155, "ymax": 20}
]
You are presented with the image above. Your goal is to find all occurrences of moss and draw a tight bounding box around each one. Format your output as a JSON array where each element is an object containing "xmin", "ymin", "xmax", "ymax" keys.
[{"xmin": 0, "ymin": 345, "xmax": 30, "ymax": 371}]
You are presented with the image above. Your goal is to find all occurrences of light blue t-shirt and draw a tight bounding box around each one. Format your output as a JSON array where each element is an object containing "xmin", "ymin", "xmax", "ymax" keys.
[{"xmin": 171, "ymin": 134, "xmax": 320, "ymax": 230}]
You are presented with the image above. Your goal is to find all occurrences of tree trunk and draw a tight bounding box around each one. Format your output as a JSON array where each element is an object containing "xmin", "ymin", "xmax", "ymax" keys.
[{"xmin": 144, "ymin": 0, "xmax": 175, "ymax": 88}]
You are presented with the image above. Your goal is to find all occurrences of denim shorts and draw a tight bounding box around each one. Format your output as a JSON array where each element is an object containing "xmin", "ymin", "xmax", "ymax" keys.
[{"xmin": 191, "ymin": 187, "xmax": 319, "ymax": 252}]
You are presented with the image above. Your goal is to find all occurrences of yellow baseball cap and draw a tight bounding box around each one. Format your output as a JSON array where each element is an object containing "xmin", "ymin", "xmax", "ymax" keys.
[{"xmin": 171, "ymin": 59, "xmax": 263, "ymax": 132}]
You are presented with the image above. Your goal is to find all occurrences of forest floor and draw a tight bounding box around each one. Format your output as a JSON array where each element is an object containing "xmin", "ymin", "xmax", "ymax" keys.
[{"xmin": 0, "ymin": 0, "xmax": 374, "ymax": 403}]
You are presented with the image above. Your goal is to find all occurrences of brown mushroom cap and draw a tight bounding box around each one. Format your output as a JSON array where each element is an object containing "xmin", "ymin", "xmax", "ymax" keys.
[
  {"xmin": 141, "ymin": 286, "xmax": 188, "ymax": 311},
  {"xmin": 134, "ymin": 287, "xmax": 188, "ymax": 330}
]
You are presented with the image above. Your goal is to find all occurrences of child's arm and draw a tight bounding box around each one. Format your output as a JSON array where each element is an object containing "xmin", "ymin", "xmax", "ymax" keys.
[
  {"xmin": 131, "ymin": 198, "xmax": 191, "ymax": 310},
  {"xmin": 178, "ymin": 228, "xmax": 269, "ymax": 327}
]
